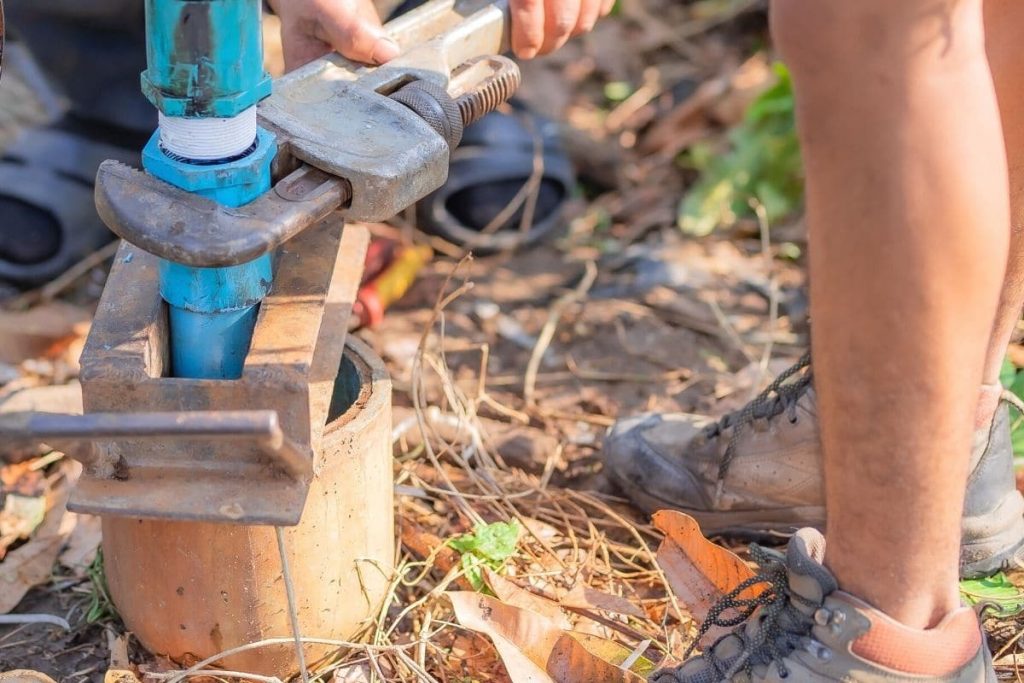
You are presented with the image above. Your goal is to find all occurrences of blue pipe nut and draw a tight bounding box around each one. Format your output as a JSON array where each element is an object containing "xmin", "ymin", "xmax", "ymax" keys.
[
  {"xmin": 142, "ymin": 0, "xmax": 271, "ymax": 118},
  {"xmin": 143, "ymin": 126, "xmax": 277, "ymax": 378},
  {"xmin": 142, "ymin": 126, "xmax": 276, "ymax": 206}
]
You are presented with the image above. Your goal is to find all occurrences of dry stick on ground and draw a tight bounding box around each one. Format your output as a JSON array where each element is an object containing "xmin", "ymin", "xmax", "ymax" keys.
[
  {"xmin": 0, "ymin": 613, "xmax": 70, "ymax": 630},
  {"xmin": 161, "ymin": 268, "xmax": 677, "ymax": 682},
  {"xmin": 7, "ymin": 239, "xmax": 120, "ymax": 310},
  {"xmin": 410, "ymin": 256, "xmax": 482, "ymax": 525},
  {"xmin": 565, "ymin": 353, "xmax": 691, "ymax": 384},
  {"xmin": 750, "ymin": 200, "xmax": 780, "ymax": 397},
  {"xmin": 565, "ymin": 490, "xmax": 688, "ymax": 646},
  {"xmin": 523, "ymin": 260, "xmax": 599, "ymax": 407},
  {"xmin": 163, "ymin": 634, "xmax": 451, "ymax": 683},
  {"xmin": 468, "ymin": 110, "xmax": 545, "ymax": 246}
]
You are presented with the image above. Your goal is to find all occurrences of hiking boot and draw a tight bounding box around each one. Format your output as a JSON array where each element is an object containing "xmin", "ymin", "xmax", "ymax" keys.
[
  {"xmin": 653, "ymin": 529, "xmax": 995, "ymax": 683},
  {"xmin": 600, "ymin": 354, "xmax": 1024, "ymax": 578}
]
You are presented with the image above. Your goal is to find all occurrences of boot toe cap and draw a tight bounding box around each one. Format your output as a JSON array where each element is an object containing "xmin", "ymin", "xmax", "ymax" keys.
[{"xmin": 601, "ymin": 413, "xmax": 715, "ymax": 513}]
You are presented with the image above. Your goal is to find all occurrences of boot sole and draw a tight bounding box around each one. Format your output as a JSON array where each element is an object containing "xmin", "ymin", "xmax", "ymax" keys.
[
  {"xmin": 615, "ymin": 471, "xmax": 1024, "ymax": 578},
  {"xmin": 610, "ymin": 471, "xmax": 825, "ymax": 536},
  {"xmin": 961, "ymin": 489, "xmax": 1024, "ymax": 579}
]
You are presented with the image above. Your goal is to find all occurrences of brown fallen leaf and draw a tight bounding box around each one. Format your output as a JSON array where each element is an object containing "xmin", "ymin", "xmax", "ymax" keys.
[
  {"xmin": 0, "ymin": 672, "xmax": 58, "ymax": 682},
  {"xmin": 59, "ymin": 512, "xmax": 102, "ymax": 570},
  {"xmin": 485, "ymin": 568, "xmax": 572, "ymax": 628},
  {"xmin": 652, "ymin": 510, "xmax": 760, "ymax": 647},
  {"xmin": 0, "ymin": 382, "xmax": 83, "ymax": 416},
  {"xmin": 448, "ymin": 592, "xmax": 648, "ymax": 683},
  {"xmin": 562, "ymin": 584, "xmax": 645, "ymax": 620},
  {"xmin": 0, "ymin": 302, "xmax": 91, "ymax": 365},
  {"xmin": 548, "ymin": 633, "xmax": 649, "ymax": 683},
  {"xmin": 332, "ymin": 664, "xmax": 372, "ymax": 683},
  {"xmin": 0, "ymin": 459, "xmax": 45, "ymax": 495},
  {"xmin": 0, "ymin": 494, "xmax": 47, "ymax": 557},
  {"xmin": 449, "ymin": 592, "xmax": 558, "ymax": 682},
  {"xmin": 0, "ymin": 464, "xmax": 75, "ymax": 613}
]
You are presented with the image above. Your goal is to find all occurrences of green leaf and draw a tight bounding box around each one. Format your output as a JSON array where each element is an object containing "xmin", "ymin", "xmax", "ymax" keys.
[
  {"xmin": 1001, "ymin": 357, "xmax": 1018, "ymax": 390},
  {"xmin": 678, "ymin": 60, "xmax": 803, "ymax": 235},
  {"xmin": 960, "ymin": 572, "xmax": 1024, "ymax": 616},
  {"xmin": 604, "ymin": 81, "xmax": 633, "ymax": 103},
  {"xmin": 448, "ymin": 521, "xmax": 522, "ymax": 592},
  {"xmin": 470, "ymin": 521, "xmax": 521, "ymax": 563},
  {"xmin": 1012, "ymin": 419, "xmax": 1024, "ymax": 459},
  {"xmin": 1009, "ymin": 372, "xmax": 1024, "ymax": 403},
  {"xmin": 461, "ymin": 554, "xmax": 488, "ymax": 593}
]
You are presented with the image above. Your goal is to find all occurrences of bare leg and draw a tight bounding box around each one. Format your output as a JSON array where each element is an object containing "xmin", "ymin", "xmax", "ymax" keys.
[
  {"xmin": 772, "ymin": 0, "xmax": 1009, "ymax": 629},
  {"xmin": 983, "ymin": 0, "xmax": 1024, "ymax": 388}
]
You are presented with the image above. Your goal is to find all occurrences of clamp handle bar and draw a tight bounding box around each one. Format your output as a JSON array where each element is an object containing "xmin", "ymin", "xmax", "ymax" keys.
[{"xmin": 0, "ymin": 410, "xmax": 312, "ymax": 479}]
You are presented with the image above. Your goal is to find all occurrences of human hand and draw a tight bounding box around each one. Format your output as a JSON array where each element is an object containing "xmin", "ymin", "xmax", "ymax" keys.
[
  {"xmin": 508, "ymin": 0, "xmax": 614, "ymax": 59},
  {"xmin": 268, "ymin": 0, "xmax": 612, "ymax": 73},
  {"xmin": 267, "ymin": 0, "xmax": 400, "ymax": 71}
]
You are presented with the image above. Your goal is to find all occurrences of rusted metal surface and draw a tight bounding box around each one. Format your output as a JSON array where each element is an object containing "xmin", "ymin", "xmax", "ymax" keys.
[
  {"xmin": 451, "ymin": 55, "xmax": 521, "ymax": 127},
  {"xmin": 259, "ymin": 84, "xmax": 449, "ymax": 223},
  {"xmin": 0, "ymin": 410, "xmax": 311, "ymax": 479},
  {"xmin": 72, "ymin": 220, "xmax": 370, "ymax": 525},
  {"xmin": 95, "ymin": 161, "xmax": 349, "ymax": 267},
  {"xmin": 261, "ymin": 0, "xmax": 513, "ymax": 221},
  {"xmin": 102, "ymin": 337, "xmax": 394, "ymax": 676}
]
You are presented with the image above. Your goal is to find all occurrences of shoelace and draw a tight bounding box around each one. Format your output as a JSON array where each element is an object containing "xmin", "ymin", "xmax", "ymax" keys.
[
  {"xmin": 704, "ymin": 352, "xmax": 813, "ymax": 488},
  {"xmin": 654, "ymin": 545, "xmax": 817, "ymax": 683}
]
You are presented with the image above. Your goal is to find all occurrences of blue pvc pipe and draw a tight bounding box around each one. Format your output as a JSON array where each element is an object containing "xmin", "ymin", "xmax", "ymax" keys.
[
  {"xmin": 140, "ymin": 0, "xmax": 275, "ymax": 379},
  {"xmin": 142, "ymin": 128, "xmax": 277, "ymax": 379},
  {"xmin": 142, "ymin": 0, "xmax": 271, "ymax": 118}
]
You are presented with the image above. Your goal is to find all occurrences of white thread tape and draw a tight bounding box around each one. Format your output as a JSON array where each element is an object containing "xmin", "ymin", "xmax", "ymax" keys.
[{"xmin": 158, "ymin": 106, "xmax": 258, "ymax": 161}]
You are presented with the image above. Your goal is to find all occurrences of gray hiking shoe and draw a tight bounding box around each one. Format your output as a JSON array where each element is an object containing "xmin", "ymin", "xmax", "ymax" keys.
[
  {"xmin": 601, "ymin": 354, "xmax": 1024, "ymax": 578},
  {"xmin": 654, "ymin": 529, "xmax": 995, "ymax": 683}
]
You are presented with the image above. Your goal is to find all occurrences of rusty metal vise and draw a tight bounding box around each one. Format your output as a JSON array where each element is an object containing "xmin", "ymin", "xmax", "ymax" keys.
[{"xmin": 0, "ymin": 0, "xmax": 520, "ymax": 525}]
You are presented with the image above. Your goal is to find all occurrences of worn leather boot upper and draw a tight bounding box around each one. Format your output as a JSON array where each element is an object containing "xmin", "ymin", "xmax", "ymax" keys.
[{"xmin": 601, "ymin": 354, "xmax": 1024, "ymax": 577}]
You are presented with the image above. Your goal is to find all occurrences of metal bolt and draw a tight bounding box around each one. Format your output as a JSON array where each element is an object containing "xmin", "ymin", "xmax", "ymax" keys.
[
  {"xmin": 390, "ymin": 55, "xmax": 522, "ymax": 150},
  {"xmin": 452, "ymin": 56, "xmax": 521, "ymax": 128}
]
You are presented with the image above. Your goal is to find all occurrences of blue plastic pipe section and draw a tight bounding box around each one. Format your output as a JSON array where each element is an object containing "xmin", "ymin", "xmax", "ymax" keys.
[
  {"xmin": 142, "ymin": 0, "xmax": 271, "ymax": 118},
  {"xmin": 140, "ymin": 0, "xmax": 275, "ymax": 379}
]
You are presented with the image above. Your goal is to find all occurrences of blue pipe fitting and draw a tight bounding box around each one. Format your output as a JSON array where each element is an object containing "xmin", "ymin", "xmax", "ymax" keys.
[
  {"xmin": 142, "ymin": 0, "xmax": 271, "ymax": 118},
  {"xmin": 142, "ymin": 127, "xmax": 276, "ymax": 205},
  {"xmin": 143, "ymin": 127, "xmax": 277, "ymax": 379}
]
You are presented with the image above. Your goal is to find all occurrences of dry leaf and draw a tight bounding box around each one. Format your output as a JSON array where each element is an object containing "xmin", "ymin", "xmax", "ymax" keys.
[
  {"xmin": 0, "ymin": 466, "xmax": 74, "ymax": 613},
  {"xmin": 448, "ymin": 592, "xmax": 646, "ymax": 683},
  {"xmin": 652, "ymin": 510, "xmax": 759, "ymax": 646},
  {"xmin": 1, "ymin": 460, "xmax": 45, "ymax": 495},
  {"xmin": 548, "ymin": 633, "xmax": 647, "ymax": 683},
  {"xmin": 449, "ymin": 592, "xmax": 557, "ymax": 682},
  {"xmin": 0, "ymin": 494, "xmax": 47, "ymax": 554},
  {"xmin": 485, "ymin": 568, "xmax": 572, "ymax": 628},
  {"xmin": 332, "ymin": 664, "xmax": 372, "ymax": 683},
  {"xmin": 0, "ymin": 672, "xmax": 58, "ymax": 682},
  {"xmin": 562, "ymin": 584, "xmax": 645, "ymax": 619},
  {"xmin": 59, "ymin": 513, "xmax": 102, "ymax": 569},
  {"xmin": 0, "ymin": 383, "xmax": 83, "ymax": 416},
  {"xmin": 0, "ymin": 303, "xmax": 91, "ymax": 365}
]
